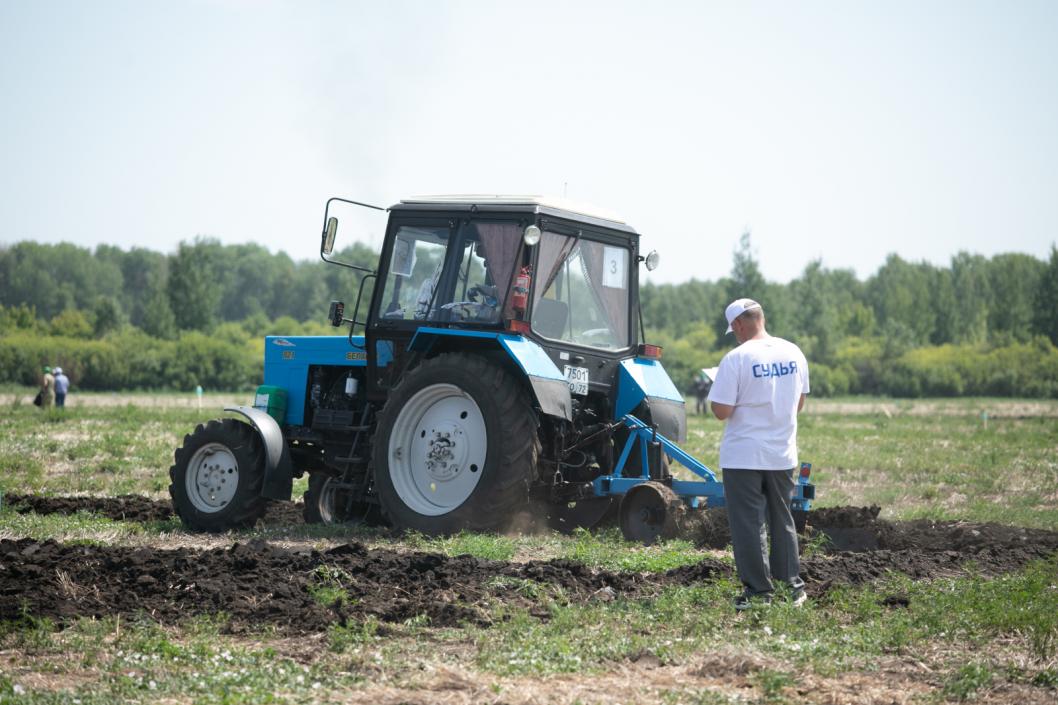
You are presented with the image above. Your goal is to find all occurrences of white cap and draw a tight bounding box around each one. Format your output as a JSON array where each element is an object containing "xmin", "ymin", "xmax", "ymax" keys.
[
  {"xmin": 724, "ymin": 298, "xmax": 762, "ymax": 333},
  {"xmin": 53, "ymin": 367, "xmax": 62, "ymax": 374}
]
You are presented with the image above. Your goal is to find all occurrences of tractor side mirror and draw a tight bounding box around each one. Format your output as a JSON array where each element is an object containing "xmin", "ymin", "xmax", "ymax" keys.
[
  {"xmin": 328, "ymin": 300, "xmax": 345, "ymax": 327},
  {"xmin": 644, "ymin": 250, "xmax": 660, "ymax": 271},
  {"xmin": 322, "ymin": 217, "xmax": 338, "ymax": 255}
]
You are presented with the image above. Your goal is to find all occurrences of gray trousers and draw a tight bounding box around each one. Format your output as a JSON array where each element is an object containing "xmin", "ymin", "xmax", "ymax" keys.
[{"xmin": 723, "ymin": 468, "xmax": 804, "ymax": 596}]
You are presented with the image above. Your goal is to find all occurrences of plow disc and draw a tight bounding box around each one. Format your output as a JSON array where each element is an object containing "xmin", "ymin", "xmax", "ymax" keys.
[{"xmin": 618, "ymin": 481, "xmax": 683, "ymax": 544}]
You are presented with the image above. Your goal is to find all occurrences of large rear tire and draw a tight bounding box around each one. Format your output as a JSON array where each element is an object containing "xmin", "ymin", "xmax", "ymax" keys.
[
  {"xmin": 372, "ymin": 353, "xmax": 538, "ymax": 535},
  {"xmin": 169, "ymin": 418, "xmax": 268, "ymax": 532}
]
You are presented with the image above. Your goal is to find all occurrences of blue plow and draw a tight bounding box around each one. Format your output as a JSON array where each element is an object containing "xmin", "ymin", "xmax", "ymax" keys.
[{"xmin": 592, "ymin": 415, "xmax": 815, "ymax": 512}]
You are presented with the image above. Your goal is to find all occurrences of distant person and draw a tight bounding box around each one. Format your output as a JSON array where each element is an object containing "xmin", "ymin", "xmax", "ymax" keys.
[
  {"xmin": 693, "ymin": 376, "xmax": 712, "ymax": 415},
  {"xmin": 40, "ymin": 366, "xmax": 55, "ymax": 409},
  {"xmin": 707, "ymin": 298, "xmax": 809, "ymax": 611},
  {"xmin": 53, "ymin": 367, "xmax": 70, "ymax": 408}
]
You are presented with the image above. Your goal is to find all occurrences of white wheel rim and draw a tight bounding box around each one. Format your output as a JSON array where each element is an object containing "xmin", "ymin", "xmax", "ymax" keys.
[
  {"xmin": 388, "ymin": 383, "xmax": 487, "ymax": 516},
  {"xmin": 185, "ymin": 442, "xmax": 239, "ymax": 513}
]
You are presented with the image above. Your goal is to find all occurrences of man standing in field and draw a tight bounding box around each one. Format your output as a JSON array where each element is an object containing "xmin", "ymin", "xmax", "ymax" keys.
[
  {"xmin": 39, "ymin": 366, "xmax": 55, "ymax": 409},
  {"xmin": 708, "ymin": 298, "xmax": 809, "ymax": 610},
  {"xmin": 53, "ymin": 367, "xmax": 69, "ymax": 408}
]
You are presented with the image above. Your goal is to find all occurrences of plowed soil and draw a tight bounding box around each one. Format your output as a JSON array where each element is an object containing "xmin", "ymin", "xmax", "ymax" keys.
[
  {"xmin": 2, "ymin": 494, "xmax": 1056, "ymax": 635},
  {"xmin": 2, "ymin": 492, "xmax": 305, "ymax": 525}
]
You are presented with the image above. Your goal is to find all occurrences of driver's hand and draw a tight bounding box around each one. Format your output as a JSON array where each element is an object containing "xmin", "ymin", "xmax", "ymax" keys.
[{"xmin": 468, "ymin": 285, "xmax": 499, "ymax": 307}]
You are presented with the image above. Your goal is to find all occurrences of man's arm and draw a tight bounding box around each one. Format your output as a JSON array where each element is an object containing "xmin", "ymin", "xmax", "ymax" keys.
[
  {"xmin": 711, "ymin": 401, "xmax": 734, "ymax": 420},
  {"xmin": 797, "ymin": 393, "xmax": 806, "ymax": 413}
]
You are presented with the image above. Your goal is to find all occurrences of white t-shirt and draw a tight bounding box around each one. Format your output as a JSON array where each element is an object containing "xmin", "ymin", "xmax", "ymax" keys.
[{"xmin": 707, "ymin": 335, "xmax": 809, "ymax": 470}]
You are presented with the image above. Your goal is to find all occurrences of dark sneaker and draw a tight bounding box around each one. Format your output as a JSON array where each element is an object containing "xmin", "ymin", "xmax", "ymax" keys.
[
  {"xmin": 790, "ymin": 588, "xmax": 807, "ymax": 607},
  {"xmin": 734, "ymin": 593, "xmax": 771, "ymax": 611}
]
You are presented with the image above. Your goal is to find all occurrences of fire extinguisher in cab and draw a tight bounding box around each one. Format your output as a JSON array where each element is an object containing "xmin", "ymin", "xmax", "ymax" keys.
[{"xmin": 512, "ymin": 266, "xmax": 531, "ymax": 313}]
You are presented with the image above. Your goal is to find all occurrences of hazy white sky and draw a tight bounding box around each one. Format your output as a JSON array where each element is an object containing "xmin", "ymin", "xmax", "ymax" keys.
[{"xmin": 1, "ymin": 0, "xmax": 1056, "ymax": 284}]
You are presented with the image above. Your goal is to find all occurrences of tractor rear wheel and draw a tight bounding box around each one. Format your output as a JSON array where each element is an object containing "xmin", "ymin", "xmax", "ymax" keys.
[
  {"xmin": 169, "ymin": 418, "xmax": 268, "ymax": 532},
  {"xmin": 372, "ymin": 353, "xmax": 538, "ymax": 535}
]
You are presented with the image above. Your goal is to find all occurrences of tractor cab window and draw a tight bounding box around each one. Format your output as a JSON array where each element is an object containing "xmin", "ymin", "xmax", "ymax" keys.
[
  {"xmin": 448, "ymin": 222, "xmax": 521, "ymax": 324},
  {"xmin": 378, "ymin": 221, "xmax": 521, "ymax": 325},
  {"xmin": 532, "ymin": 231, "xmax": 631, "ymax": 350},
  {"xmin": 378, "ymin": 225, "xmax": 451, "ymax": 321}
]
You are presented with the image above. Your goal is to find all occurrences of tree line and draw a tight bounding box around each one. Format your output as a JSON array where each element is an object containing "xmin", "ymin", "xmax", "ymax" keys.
[
  {"xmin": 1, "ymin": 235, "xmax": 1057, "ymax": 396},
  {"xmin": 644, "ymin": 233, "xmax": 1058, "ymax": 396},
  {"xmin": 0, "ymin": 239, "xmax": 379, "ymax": 339}
]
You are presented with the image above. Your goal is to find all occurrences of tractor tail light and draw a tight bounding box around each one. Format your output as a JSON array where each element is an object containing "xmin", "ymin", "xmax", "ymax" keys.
[
  {"xmin": 506, "ymin": 319, "xmax": 531, "ymax": 335},
  {"xmin": 637, "ymin": 343, "xmax": 663, "ymax": 359},
  {"xmin": 800, "ymin": 462, "xmax": 812, "ymax": 479}
]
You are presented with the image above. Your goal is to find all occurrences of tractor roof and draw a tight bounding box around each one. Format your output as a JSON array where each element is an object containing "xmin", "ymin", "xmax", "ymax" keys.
[{"xmin": 392, "ymin": 195, "xmax": 638, "ymax": 235}]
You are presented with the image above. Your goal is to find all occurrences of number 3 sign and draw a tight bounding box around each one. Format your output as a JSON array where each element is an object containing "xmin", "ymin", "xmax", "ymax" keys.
[{"xmin": 602, "ymin": 246, "xmax": 627, "ymax": 289}]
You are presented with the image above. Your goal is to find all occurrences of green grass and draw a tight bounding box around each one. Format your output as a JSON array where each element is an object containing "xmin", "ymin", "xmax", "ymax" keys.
[
  {"xmin": 681, "ymin": 397, "xmax": 1058, "ymax": 529},
  {"xmin": 3, "ymin": 395, "xmax": 1055, "ymax": 528},
  {"xmin": 560, "ymin": 527, "xmax": 712, "ymax": 572},
  {"xmin": 404, "ymin": 529, "xmax": 522, "ymax": 561},
  {"xmin": 943, "ymin": 662, "xmax": 995, "ymax": 701},
  {"xmin": 0, "ymin": 403, "xmax": 217, "ymax": 498},
  {"xmin": 0, "ymin": 504, "xmax": 172, "ymax": 543},
  {"xmin": 469, "ymin": 557, "xmax": 1058, "ymax": 678},
  {"xmin": 0, "ymin": 616, "xmax": 357, "ymax": 704}
]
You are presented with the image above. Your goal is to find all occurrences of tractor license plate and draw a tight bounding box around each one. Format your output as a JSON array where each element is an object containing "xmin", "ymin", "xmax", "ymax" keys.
[{"xmin": 564, "ymin": 365, "xmax": 589, "ymax": 396}]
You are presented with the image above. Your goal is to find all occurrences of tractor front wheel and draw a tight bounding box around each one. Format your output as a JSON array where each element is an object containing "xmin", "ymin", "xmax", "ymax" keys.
[
  {"xmin": 169, "ymin": 418, "xmax": 268, "ymax": 532},
  {"xmin": 372, "ymin": 353, "xmax": 538, "ymax": 535}
]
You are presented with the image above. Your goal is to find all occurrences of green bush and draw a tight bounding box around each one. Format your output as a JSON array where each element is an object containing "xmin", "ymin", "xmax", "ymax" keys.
[
  {"xmin": 648, "ymin": 327, "xmax": 724, "ymax": 393},
  {"xmin": 881, "ymin": 339, "xmax": 1058, "ymax": 398},
  {"xmin": 835, "ymin": 337, "xmax": 884, "ymax": 394},
  {"xmin": 808, "ymin": 362, "xmax": 852, "ymax": 397},
  {"xmin": 0, "ymin": 329, "xmax": 260, "ymax": 391},
  {"xmin": 3, "ymin": 312, "xmax": 1056, "ymax": 398}
]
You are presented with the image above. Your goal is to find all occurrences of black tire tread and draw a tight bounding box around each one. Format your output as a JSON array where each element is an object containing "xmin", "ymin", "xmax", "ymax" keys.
[{"xmin": 168, "ymin": 418, "xmax": 268, "ymax": 532}]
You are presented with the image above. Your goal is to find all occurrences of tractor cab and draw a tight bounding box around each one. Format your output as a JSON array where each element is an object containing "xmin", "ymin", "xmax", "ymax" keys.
[{"xmin": 323, "ymin": 196, "xmax": 675, "ymax": 441}]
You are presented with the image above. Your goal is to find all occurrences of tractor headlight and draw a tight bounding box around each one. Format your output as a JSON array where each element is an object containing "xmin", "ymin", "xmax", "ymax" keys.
[{"xmin": 523, "ymin": 225, "xmax": 541, "ymax": 246}]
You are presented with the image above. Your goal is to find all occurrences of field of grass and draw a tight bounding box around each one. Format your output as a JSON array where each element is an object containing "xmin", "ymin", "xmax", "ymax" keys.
[
  {"xmin": 1, "ymin": 394, "xmax": 1056, "ymax": 703},
  {"xmin": 682, "ymin": 396, "xmax": 1058, "ymax": 530}
]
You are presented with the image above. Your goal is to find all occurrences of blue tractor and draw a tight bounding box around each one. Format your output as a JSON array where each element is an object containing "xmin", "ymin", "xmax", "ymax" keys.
[{"xmin": 168, "ymin": 196, "xmax": 813, "ymax": 542}]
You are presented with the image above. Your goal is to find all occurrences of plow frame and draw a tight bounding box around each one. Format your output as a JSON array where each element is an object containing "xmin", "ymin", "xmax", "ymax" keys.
[{"xmin": 592, "ymin": 415, "xmax": 815, "ymax": 511}]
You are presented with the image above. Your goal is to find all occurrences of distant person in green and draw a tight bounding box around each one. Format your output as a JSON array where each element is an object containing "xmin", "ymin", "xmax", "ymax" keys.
[
  {"xmin": 53, "ymin": 366, "xmax": 70, "ymax": 408},
  {"xmin": 40, "ymin": 366, "xmax": 55, "ymax": 409}
]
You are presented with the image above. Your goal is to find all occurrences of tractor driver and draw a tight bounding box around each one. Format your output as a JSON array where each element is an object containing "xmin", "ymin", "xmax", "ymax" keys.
[{"xmin": 414, "ymin": 260, "xmax": 444, "ymax": 320}]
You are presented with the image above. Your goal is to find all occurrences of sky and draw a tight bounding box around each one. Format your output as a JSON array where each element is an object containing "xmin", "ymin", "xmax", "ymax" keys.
[{"xmin": 1, "ymin": 0, "xmax": 1056, "ymax": 285}]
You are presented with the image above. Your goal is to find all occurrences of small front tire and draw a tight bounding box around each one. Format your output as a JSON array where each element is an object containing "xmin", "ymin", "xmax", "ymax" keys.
[{"xmin": 169, "ymin": 418, "xmax": 268, "ymax": 532}]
